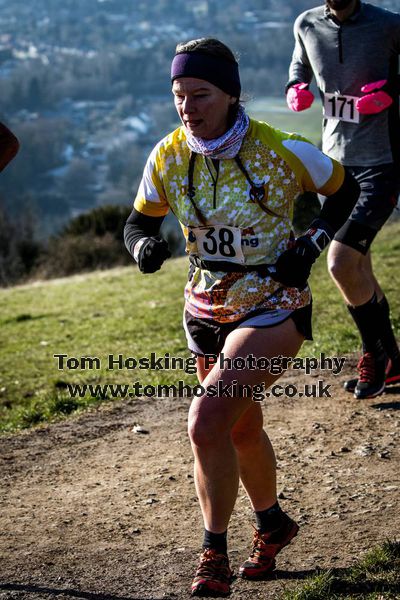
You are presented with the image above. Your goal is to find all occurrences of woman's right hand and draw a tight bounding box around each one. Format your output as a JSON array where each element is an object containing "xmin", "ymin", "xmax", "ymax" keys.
[{"xmin": 135, "ymin": 236, "xmax": 171, "ymax": 273}]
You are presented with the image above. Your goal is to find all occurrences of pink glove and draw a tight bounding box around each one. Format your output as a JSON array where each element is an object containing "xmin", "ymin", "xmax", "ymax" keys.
[
  {"xmin": 287, "ymin": 83, "xmax": 314, "ymax": 112},
  {"xmin": 356, "ymin": 79, "xmax": 393, "ymax": 115}
]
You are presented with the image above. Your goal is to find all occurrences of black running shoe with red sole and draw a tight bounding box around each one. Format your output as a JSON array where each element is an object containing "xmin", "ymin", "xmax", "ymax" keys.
[
  {"xmin": 384, "ymin": 358, "xmax": 400, "ymax": 386},
  {"xmin": 344, "ymin": 356, "xmax": 400, "ymax": 395},
  {"xmin": 354, "ymin": 352, "xmax": 386, "ymax": 399}
]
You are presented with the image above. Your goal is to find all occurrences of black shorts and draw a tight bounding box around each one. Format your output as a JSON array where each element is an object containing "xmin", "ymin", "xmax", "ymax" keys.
[
  {"xmin": 183, "ymin": 304, "xmax": 313, "ymax": 356},
  {"xmin": 331, "ymin": 163, "xmax": 400, "ymax": 255}
]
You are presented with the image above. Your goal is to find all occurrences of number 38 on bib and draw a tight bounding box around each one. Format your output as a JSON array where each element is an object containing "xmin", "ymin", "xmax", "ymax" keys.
[{"xmin": 189, "ymin": 225, "xmax": 245, "ymax": 264}]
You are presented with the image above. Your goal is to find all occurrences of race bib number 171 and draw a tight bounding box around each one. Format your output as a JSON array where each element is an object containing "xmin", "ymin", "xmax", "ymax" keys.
[{"xmin": 323, "ymin": 93, "xmax": 360, "ymax": 123}]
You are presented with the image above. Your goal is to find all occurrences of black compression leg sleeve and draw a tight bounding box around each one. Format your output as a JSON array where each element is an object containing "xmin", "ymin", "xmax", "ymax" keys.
[
  {"xmin": 379, "ymin": 296, "xmax": 400, "ymax": 360},
  {"xmin": 347, "ymin": 293, "xmax": 385, "ymax": 356}
]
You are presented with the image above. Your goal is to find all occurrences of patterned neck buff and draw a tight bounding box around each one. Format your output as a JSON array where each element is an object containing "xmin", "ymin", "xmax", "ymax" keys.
[{"xmin": 184, "ymin": 105, "xmax": 250, "ymax": 159}]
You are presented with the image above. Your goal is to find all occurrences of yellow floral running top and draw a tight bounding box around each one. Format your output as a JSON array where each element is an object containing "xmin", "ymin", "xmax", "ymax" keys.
[{"xmin": 133, "ymin": 118, "xmax": 344, "ymax": 322}]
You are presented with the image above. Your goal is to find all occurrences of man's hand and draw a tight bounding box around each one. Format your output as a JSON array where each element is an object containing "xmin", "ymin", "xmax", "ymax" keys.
[
  {"xmin": 286, "ymin": 83, "xmax": 314, "ymax": 112},
  {"xmin": 135, "ymin": 236, "xmax": 171, "ymax": 274},
  {"xmin": 356, "ymin": 79, "xmax": 393, "ymax": 115}
]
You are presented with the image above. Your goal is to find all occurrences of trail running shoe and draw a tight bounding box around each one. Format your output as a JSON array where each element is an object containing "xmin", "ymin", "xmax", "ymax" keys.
[
  {"xmin": 343, "ymin": 377, "xmax": 358, "ymax": 393},
  {"xmin": 384, "ymin": 357, "xmax": 400, "ymax": 386},
  {"xmin": 353, "ymin": 352, "xmax": 386, "ymax": 399},
  {"xmin": 239, "ymin": 513, "xmax": 299, "ymax": 580},
  {"xmin": 191, "ymin": 548, "xmax": 233, "ymax": 597},
  {"xmin": 344, "ymin": 356, "xmax": 400, "ymax": 394}
]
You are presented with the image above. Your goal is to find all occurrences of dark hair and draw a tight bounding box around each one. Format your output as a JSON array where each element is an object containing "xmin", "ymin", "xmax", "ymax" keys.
[
  {"xmin": 175, "ymin": 38, "xmax": 238, "ymax": 65},
  {"xmin": 174, "ymin": 38, "xmax": 241, "ymax": 119}
]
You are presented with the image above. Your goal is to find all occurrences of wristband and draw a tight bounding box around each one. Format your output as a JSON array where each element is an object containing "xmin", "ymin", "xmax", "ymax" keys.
[
  {"xmin": 305, "ymin": 227, "xmax": 331, "ymax": 253},
  {"xmin": 305, "ymin": 219, "xmax": 334, "ymax": 253}
]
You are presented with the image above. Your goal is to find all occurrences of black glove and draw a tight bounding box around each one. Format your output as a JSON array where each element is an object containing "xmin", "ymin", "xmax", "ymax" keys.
[
  {"xmin": 272, "ymin": 219, "xmax": 333, "ymax": 289},
  {"xmin": 136, "ymin": 236, "xmax": 171, "ymax": 274},
  {"xmin": 272, "ymin": 236, "xmax": 319, "ymax": 289}
]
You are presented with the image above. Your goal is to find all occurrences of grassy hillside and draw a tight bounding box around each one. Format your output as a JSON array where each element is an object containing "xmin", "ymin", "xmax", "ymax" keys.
[
  {"xmin": 247, "ymin": 96, "xmax": 322, "ymax": 145},
  {"xmin": 0, "ymin": 219, "xmax": 399, "ymax": 432}
]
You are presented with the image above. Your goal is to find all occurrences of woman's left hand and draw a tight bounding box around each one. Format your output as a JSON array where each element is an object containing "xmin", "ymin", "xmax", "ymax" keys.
[{"xmin": 271, "ymin": 236, "xmax": 319, "ymax": 289}]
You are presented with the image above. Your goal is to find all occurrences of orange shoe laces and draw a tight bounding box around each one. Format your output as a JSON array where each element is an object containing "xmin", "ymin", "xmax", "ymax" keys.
[{"xmin": 195, "ymin": 549, "xmax": 231, "ymax": 581}]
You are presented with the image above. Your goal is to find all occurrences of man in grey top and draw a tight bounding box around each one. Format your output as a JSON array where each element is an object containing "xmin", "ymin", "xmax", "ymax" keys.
[{"xmin": 287, "ymin": 0, "xmax": 400, "ymax": 399}]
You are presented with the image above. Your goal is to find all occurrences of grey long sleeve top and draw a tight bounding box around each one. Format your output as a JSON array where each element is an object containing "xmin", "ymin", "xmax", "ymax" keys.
[{"xmin": 288, "ymin": 2, "xmax": 400, "ymax": 166}]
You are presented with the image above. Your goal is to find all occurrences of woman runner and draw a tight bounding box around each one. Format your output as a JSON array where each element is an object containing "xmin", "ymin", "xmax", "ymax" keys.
[{"xmin": 124, "ymin": 38, "xmax": 359, "ymax": 597}]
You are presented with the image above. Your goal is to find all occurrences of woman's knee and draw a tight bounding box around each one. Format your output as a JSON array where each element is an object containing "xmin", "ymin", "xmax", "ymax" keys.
[
  {"xmin": 188, "ymin": 405, "xmax": 231, "ymax": 448},
  {"xmin": 230, "ymin": 408, "xmax": 266, "ymax": 452},
  {"xmin": 231, "ymin": 426, "xmax": 264, "ymax": 451}
]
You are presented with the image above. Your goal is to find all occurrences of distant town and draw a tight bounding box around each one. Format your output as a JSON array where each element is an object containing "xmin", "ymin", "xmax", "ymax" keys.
[{"xmin": 0, "ymin": 0, "xmax": 398, "ymax": 238}]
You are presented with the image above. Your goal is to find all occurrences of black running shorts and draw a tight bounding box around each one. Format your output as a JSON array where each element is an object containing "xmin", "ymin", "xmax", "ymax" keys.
[
  {"xmin": 183, "ymin": 304, "xmax": 312, "ymax": 356},
  {"xmin": 329, "ymin": 163, "xmax": 400, "ymax": 255}
]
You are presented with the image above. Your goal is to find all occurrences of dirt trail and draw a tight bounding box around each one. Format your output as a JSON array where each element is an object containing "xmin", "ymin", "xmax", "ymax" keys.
[{"xmin": 1, "ymin": 356, "xmax": 400, "ymax": 600}]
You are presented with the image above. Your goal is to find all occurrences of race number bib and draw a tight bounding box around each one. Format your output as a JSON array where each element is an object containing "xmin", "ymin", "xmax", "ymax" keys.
[
  {"xmin": 190, "ymin": 225, "xmax": 245, "ymax": 264},
  {"xmin": 323, "ymin": 93, "xmax": 360, "ymax": 123}
]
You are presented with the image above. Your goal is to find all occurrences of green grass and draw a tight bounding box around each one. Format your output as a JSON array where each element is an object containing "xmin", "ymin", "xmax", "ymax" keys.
[
  {"xmin": 307, "ymin": 218, "xmax": 400, "ymax": 358},
  {"xmin": 0, "ymin": 265, "xmax": 189, "ymax": 431},
  {"xmin": 247, "ymin": 95, "xmax": 323, "ymax": 145},
  {"xmin": 0, "ymin": 220, "xmax": 399, "ymax": 432},
  {"xmin": 281, "ymin": 539, "xmax": 400, "ymax": 599}
]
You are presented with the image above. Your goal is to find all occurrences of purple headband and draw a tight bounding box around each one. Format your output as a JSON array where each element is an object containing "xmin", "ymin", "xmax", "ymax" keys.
[{"xmin": 171, "ymin": 51, "xmax": 241, "ymax": 98}]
